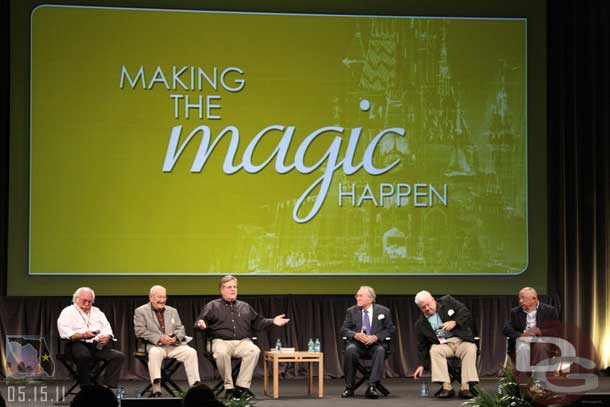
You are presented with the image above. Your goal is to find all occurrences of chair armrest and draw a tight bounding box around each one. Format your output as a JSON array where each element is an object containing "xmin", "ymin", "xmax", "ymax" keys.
[{"xmin": 135, "ymin": 337, "xmax": 147, "ymax": 357}]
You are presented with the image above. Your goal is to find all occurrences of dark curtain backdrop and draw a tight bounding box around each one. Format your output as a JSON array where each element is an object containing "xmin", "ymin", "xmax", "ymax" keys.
[
  {"xmin": 1, "ymin": 0, "xmax": 9, "ymax": 297},
  {"xmin": 0, "ymin": 294, "xmax": 560, "ymax": 381},
  {"xmin": 548, "ymin": 0, "xmax": 610, "ymax": 369}
]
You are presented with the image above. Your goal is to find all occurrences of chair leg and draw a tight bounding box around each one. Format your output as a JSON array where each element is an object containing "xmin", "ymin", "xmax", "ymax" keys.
[
  {"xmin": 353, "ymin": 376, "xmax": 367, "ymax": 391},
  {"xmin": 57, "ymin": 358, "xmax": 107, "ymax": 402},
  {"xmin": 57, "ymin": 381, "xmax": 80, "ymax": 402},
  {"xmin": 161, "ymin": 381, "xmax": 178, "ymax": 397},
  {"xmin": 211, "ymin": 359, "xmax": 241, "ymax": 397},
  {"xmin": 212, "ymin": 380, "xmax": 225, "ymax": 397},
  {"xmin": 352, "ymin": 362, "xmax": 369, "ymax": 392},
  {"xmin": 164, "ymin": 360, "xmax": 183, "ymax": 395},
  {"xmin": 136, "ymin": 356, "xmax": 184, "ymax": 397},
  {"xmin": 165, "ymin": 375, "xmax": 184, "ymax": 394},
  {"xmin": 141, "ymin": 383, "xmax": 152, "ymax": 397},
  {"xmin": 91, "ymin": 360, "xmax": 108, "ymax": 384},
  {"xmin": 376, "ymin": 382, "xmax": 390, "ymax": 396},
  {"xmin": 231, "ymin": 362, "xmax": 241, "ymax": 382}
]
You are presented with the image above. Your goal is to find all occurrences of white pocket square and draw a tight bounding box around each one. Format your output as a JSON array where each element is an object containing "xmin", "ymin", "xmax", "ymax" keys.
[
  {"xmin": 447, "ymin": 309, "xmax": 455, "ymax": 317},
  {"xmin": 378, "ymin": 314, "xmax": 385, "ymax": 320}
]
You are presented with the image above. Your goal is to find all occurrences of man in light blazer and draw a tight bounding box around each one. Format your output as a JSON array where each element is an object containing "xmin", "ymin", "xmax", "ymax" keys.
[
  {"xmin": 340, "ymin": 286, "xmax": 396, "ymax": 399},
  {"xmin": 412, "ymin": 291, "xmax": 479, "ymax": 399},
  {"xmin": 134, "ymin": 285, "xmax": 200, "ymax": 396}
]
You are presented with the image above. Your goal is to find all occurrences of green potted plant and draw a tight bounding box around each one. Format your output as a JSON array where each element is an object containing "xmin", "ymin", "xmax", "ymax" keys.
[
  {"xmin": 464, "ymin": 368, "xmax": 567, "ymax": 407},
  {"xmin": 222, "ymin": 394, "xmax": 257, "ymax": 407}
]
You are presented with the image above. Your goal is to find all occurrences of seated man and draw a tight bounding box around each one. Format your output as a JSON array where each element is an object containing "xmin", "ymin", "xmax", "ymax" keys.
[
  {"xmin": 503, "ymin": 287, "xmax": 560, "ymax": 376},
  {"xmin": 412, "ymin": 290, "xmax": 479, "ymax": 399},
  {"xmin": 340, "ymin": 286, "xmax": 396, "ymax": 399},
  {"xmin": 195, "ymin": 275, "xmax": 290, "ymax": 399},
  {"xmin": 134, "ymin": 285, "xmax": 200, "ymax": 396},
  {"xmin": 57, "ymin": 287, "xmax": 126, "ymax": 389}
]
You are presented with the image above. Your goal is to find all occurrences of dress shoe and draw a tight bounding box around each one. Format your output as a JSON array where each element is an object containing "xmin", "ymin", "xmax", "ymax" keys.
[
  {"xmin": 232, "ymin": 388, "xmax": 244, "ymax": 399},
  {"xmin": 224, "ymin": 389, "xmax": 234, "ymax": 399},
  {"xmin": 233, "ymin": 387, "xmax": 254, "ymax": 399},
  {"xmin": 459, "ymin": 389, "xmax": 475, "ymax": 399},
  {"xmin": 436, "ymin": 388, "xmax": 455, "ymax": 398},
  {"xmin": 151, "ymin": 382, "xmax": 162, "ymax": 395},
  {"xmin": 242, "ymin": 388, "xmax": 255, "ymax": 399},
  {"xmin": 341, "ymin": 388, "xmax": 355, "ymax": 398},
  {"xmin": 365, "ymin": 386, "xmax": 380, "ymax": 399},
  {"xmin": 151, "ymin": 391, "xmax": 162, "ymax": 398}
]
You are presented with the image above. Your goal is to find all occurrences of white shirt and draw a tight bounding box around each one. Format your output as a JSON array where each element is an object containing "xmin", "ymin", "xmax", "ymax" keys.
[
  {"xmin": 57, "ymin": 304, "xmax": 114, "ymax": 342},
  {"xmin": 523, "ymin": 301, "xmax": 539, "ymax": 330}
]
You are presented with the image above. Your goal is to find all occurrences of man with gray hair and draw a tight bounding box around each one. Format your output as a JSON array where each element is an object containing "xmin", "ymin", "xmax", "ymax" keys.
[
  {"xmin": 340, "ymin": 286, "xmax": 396, "ymax": 399},
  {"xmin": 412, "ymin": 290, "xmax": 478, "ymax": 399},
  {"xmin": 57, "ymin": 287, "xmax": 125, "ymax": 388},
  {"xmin": 134, "ymin": 285, "xmax": 200, "ymax": 397}
]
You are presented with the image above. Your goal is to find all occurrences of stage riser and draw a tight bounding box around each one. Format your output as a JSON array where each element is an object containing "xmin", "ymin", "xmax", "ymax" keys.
[
  {"xmin": 121, "ymin": 398, "xmax": 182, "ymax": 407},
  {"xmin": 574, "ymin": 393, "xmax": 610, "ymax": 406}
]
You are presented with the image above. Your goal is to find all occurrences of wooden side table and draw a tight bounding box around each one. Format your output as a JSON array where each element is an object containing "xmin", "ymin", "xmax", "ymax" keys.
[{"xmin": 263, "ymin": 351, "xmax": 324, "ymax": 399}]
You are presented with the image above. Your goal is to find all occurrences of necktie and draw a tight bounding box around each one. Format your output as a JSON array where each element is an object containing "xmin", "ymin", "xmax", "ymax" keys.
[{"xmin": 363, "ymin": 310, "xmax": 372, "ymax": 334}]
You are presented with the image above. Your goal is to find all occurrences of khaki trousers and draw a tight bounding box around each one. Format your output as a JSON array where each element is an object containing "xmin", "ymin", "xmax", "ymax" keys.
[
  {"xmin": 212, "ymin": 338, "xmax": 260, "ymax": 390},
  {"xmin": 430, "ymin": 337, "xmax": 479, "ymax": 385},
  {"xmin": 147, "ymin": 344, "xmax": 200, "ymax": 386}
]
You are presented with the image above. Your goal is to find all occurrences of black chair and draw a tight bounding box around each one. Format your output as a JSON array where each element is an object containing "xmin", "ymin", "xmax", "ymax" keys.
[
  {"xmin": 134, "ymin": 338, "xmax": 184, "ymax": 397},
  {"xmin": 342, "ymin": 336, "xmax": 392, "ymax": 397},
  {"xmin": 439, "ymin": 335, "xmax": 480, "ymax": 397},
  {"xmin": 55, "ymin": 337, "xmax": 109, "ymax": 403},
  {"xmin": 199, "ymin": 332, "xmax": 244, "ymax": 397}
]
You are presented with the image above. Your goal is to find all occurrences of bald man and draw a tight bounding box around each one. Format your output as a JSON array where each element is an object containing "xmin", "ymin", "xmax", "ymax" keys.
[
  {"xmin": 503, "ymin": 287, "xmax": 559, "ymax": 373},
  {"xmin": 134, "ymin": 285, "xmax": 200, "ymax": 396}
]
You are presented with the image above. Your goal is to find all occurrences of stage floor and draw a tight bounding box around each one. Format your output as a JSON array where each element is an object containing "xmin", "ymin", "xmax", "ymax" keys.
[{"xmin": 2, "ymin": 376, "xmax": 610, "ymax": 407}]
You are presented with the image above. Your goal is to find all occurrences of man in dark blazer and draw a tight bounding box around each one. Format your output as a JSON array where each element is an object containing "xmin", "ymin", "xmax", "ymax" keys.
[
  {"xmin": 503, "ymin": 287, "xmax": 560, "ymax": 373},
  {"xmin": 412, "ymin": 291, "xmax": 478, "ymax": 399},
  {"xmin": 340, "ymin": 286, "xmax": 396, "ymax": 399}
]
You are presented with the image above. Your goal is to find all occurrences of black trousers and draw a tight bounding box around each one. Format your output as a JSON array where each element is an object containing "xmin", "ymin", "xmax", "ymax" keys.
[
  {"xmin": 344, "ymin": 341, "xmax": 386, "ymax": 387},
  {"xmin": 66, "ymin": 341, "xmax": 126, "ymax": 387}
]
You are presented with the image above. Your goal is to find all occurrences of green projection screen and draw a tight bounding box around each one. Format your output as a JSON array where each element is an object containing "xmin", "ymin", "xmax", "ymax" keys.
[{"xmin": 8, "ymin": 0, "xmax": 547, "ymax": 295}]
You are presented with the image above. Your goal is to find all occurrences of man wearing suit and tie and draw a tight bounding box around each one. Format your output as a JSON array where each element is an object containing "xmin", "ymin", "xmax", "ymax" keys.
[
  {"xmin": 412, "ymin": 290, "xmax": 479, "ymax": 399},
  {"xmin": 134, "ymin": 285, "xmax": 200, "ymax": 396},
  {"xmin": 340, "ymin": 286, "xmax": 396, "ymax": 399},
  {"xmin": 503, "ymin": 287, "xmax": 560, "ymax": 374}
]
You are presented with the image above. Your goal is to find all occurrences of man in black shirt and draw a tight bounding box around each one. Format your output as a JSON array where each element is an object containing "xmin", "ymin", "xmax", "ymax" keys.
[{"xmin": 195, "ymin": 275, "xmax": 290, "ymax": 398}]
